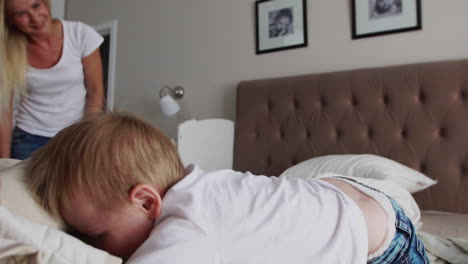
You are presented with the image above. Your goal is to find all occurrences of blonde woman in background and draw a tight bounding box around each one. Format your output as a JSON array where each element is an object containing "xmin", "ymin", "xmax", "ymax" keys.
[{"xmin": 0, "ymin": 0, "xmax": 104, "ymax": 160}]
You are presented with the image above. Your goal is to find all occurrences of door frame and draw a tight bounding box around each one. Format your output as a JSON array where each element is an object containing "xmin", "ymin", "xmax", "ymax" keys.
[{"xmin": 93, "ymin": 20, "xmax": 118, "ymax": 110}]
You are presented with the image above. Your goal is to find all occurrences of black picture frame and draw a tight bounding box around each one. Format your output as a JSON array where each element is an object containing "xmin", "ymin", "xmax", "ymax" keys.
[
  {"xmin": 255, "ymin": 0, "xmax": 308, "ymax": 54},
  {"xmin": 351, "ymin": 0, "xmax": 421, "ymax": 39}
]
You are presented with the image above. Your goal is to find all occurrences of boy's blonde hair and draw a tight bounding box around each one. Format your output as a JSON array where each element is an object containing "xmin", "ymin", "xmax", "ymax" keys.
[
  {"xmin": 29, "ymin": 112, "xmax": 185, "ymax": 219},
  {"xmin": 0, "ymin": 0, "xmax": 51, "ymax": 114}
]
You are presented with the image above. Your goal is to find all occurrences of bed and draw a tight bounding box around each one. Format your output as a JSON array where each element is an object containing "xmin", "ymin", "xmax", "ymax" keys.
[
  {"xmin": 1, "ymin": 59, "xmax": 467, "ymax": 264},
  {"xmin": 234, "ymin": 58, "xmax": 468, "ymax": 263}
]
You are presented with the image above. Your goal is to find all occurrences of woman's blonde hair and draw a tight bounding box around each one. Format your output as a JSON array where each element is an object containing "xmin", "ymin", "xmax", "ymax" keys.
[
  {"xmin": 0, "ymin": 0, "xmax": 51, "ymax": 114},
  {"xmin": 29, "ymin": 111, "xmax": 185, "ymax": 219}
]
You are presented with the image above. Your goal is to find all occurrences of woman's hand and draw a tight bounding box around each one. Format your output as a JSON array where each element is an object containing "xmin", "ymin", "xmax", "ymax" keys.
[{"xmin": 82, "ymin": 48, "xmax": 105, "ymax": 114}]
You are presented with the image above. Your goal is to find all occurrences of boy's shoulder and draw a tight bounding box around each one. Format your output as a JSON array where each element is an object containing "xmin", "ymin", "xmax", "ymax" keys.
[{"xmin": 173, "ymin": 165, "xmax": 244, "ymax": 189}]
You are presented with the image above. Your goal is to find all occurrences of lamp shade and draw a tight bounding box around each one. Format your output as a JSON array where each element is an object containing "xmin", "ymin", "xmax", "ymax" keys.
[{"xmin": 159, "ymin": 94, "xmax": 180, "ymax": 116}]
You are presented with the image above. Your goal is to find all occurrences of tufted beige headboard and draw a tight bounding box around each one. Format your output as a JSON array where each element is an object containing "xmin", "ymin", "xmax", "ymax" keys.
[{"xmin": 234, "ymin": 59, "xmax": 468, "ymax": 213}]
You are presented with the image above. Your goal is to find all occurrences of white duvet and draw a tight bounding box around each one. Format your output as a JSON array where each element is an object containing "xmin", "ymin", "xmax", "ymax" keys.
[{"xmin": 418, "ymin": 231, "xmax": 468, "ymax": 264}]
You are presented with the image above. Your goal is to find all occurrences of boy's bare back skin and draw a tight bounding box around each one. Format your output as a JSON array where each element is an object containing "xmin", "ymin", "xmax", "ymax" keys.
[{"xmin": 322, "ymin": 178, "xmax": 388, "ymax": 255}]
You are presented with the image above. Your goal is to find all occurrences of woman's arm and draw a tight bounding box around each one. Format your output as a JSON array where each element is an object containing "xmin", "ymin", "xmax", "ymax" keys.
[
  {"xmin": 0, "ymin": 100, "xmax": 14, "ymax": 158},
  {"xmin": 82, "ymin": 48, "xmax": 105, "ymax": 114}
]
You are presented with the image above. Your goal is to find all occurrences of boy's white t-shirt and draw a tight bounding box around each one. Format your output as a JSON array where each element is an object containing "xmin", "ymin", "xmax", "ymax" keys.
[
  {"xmin": 15, "ymin": 20, "xmax": 104, "ymax": 137},
  {"xmin": 127, "ymin": 165, "xmax": 368, "ymax": 264}
]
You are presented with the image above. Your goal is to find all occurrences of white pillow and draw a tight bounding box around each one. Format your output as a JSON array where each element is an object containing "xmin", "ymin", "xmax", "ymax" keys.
[
  {"xmin": 281, "ymin": 154, "xmax": 436, "ymax": 193},
  {"xmin": 0, "ymin": 158, "xmax": 22, "ymax": 170},
  {"xmin": 0, "ymin": 159, "xmax": 63, "ymax": 229},
  {"xmin": 0, "ymin": 206, "xmax": 122, "ymax": 264},
  {"xmin": 0, "ymin": 159, "xmax": 123, "ymax": 264}
]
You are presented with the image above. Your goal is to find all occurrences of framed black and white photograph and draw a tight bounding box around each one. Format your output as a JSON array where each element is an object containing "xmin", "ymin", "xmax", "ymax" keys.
[
  {"xmin": 352, "ymin": 0, "xmax": 421, "ymax": 39},
  {"xmin": 255, "ymin": 0, "xmax": 307, "ymax": 54}
]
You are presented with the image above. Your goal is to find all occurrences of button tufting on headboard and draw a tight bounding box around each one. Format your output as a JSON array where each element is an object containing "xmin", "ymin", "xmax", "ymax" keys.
[
  {"xmin": 460, "ymin": 90, "xmax": 467, "ymax": 100},
  {"xmin": 235, "ymin": 59, "xmax": 468, "ymax": 213}
]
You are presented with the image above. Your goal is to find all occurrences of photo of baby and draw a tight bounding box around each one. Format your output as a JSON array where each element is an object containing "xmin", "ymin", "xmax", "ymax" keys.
[
  {"xmin": 256, "ymin": 0, "xmax": 307, "ymax": 54},
  {"xmin": 369, "ymin": 0, "xmax": 402, "ymax": 19},
  {"xmin": 268, "ymin": 7, "xmax": 294, "ymax": 38}
]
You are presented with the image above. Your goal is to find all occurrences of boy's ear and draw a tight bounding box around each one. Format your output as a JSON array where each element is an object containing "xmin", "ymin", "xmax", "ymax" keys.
[{"xmin": 128, "ymin": 184, "xmax": 162, "ymax": 220}]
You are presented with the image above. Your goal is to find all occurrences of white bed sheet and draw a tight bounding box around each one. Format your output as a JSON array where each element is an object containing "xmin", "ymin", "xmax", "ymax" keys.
[{"xmin": 420, "ymin": 210, "xmax": 468, "ymax": 240}]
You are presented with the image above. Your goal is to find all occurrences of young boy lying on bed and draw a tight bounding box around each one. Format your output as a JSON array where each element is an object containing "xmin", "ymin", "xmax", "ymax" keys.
[{"xmin": 28, "ymin": 112, "xmax": 429, "ymax": 264}]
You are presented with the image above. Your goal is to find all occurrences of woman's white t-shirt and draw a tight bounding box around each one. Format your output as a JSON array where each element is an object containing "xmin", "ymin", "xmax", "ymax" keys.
[
  {"xmin": 15, "ymin": 20, "xmax": 103, "ymax": 137},
  {"xmin": 127, "ymin": 165, "xmax": 368, "ymax": 264}
]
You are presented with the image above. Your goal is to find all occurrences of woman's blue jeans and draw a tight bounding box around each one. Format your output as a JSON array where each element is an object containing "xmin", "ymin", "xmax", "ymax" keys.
[{"xmin": 11, "ymin": 127, "xmax": 51, "ymax": 160}]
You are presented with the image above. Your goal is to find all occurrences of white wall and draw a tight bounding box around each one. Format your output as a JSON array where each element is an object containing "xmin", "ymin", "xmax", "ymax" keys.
[
  {"xmin": 51, "ymin": 0, "xmax": 66, "ymax": 19},
  {"xmin": 66, "ymin": 0, "xmax": 468, "ymax": 137}
]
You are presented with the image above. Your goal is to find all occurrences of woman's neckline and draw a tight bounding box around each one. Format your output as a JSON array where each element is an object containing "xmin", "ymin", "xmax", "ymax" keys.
[{"xmin": 28, "ymin": 19, "xmax": 65, "ymax": 71}]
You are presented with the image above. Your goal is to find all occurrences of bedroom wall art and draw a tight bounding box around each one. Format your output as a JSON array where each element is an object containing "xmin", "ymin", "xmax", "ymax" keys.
[
  {"xmin": 351, "ymin": 0, "xmax": 421, "ymax": 39},
  {"xmin": 255, "ymin": 0, "xmax": 308, "ymax": 54}
]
